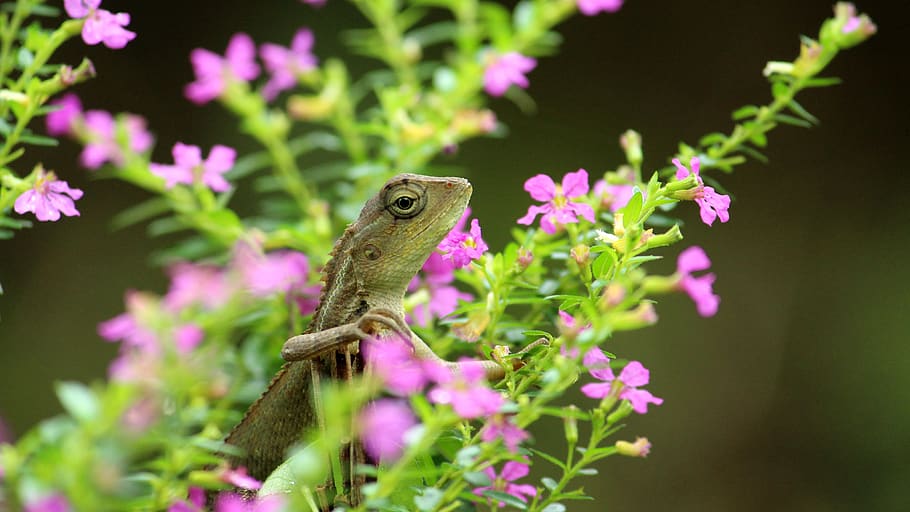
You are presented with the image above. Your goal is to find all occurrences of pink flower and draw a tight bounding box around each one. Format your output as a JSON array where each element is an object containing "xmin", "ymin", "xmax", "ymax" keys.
[
  {"xmin": 472, "ymin": 460, "xmax": 537, "ymax": 507},
  {"xmin": 175, "ymin": 324, "xmax": 204, "ymax": 354},
  {"xmin": 234, "ymin": 246, "xmax": 320, "ymax": 312},
  {"xmin": 185, "ymin": 33, "xmax": 260, "ymax": 104},
  {"xmin": 676, "ymin": 246, "xmax": 720, "ymax": 317},
  {"xmin": 64, "ymin": 0, "xmax": 135, "ymax": 49},
  {"xmin": 24, "ymin": 494, "xmax": 72, "ymax": 512},
  {"xmin": 213, "ymin": 493, "xmax": 284, "ymax": 512},
  {"xmin": 122, "ymin": 397, "xmax": 159, "ymax": 432},
  {"xmin": 517, "ymin": 169, "xmax": 596, "ymax": 234},
  {"xmin": 260, "ymin": 28, "xmax": 318, "ymax": 101},
  {"xmin": 483, "ymin": 52, "xmax": 537, "ymax": 97},
  {"xmin": 438, "ymin": 208, "xmax": 489, "ymax": 268},
  {"xmin": 480, "ymin": 414, "xmax": 529, "ymax": 452},
  {"xmin": 360, "ymin": 399, "xmax": 417, "ymax": 462},
  {"xmin": 45, "ymin": 93, "xmax": 82, "ymax": 136},
  {"xmin": 408, "ymin": 252, "xmax": 472, "ymax": 327},
  {"xmin": 577, "ymin": 0, "xmax": 624, "ymax": 16},
  {"xmin": 673, "ymin": 157, "xmax": 731, "ymax": 227},
  {"xmin": 593, "ymin": 180, "xmax": 636, "ymax": 212},
  {"xmin": 427, "ymin": 361, "xmax": 504, "ymax": 419},
  {"xmin": 164, "ymin": 262, "xmax": 232, "ymax": 311},
  {"xmin": 221, "ymin": 466, "xmax": 261, "ymax": 490},
  {"xmin": 580, "ymin": 348, "xmax": 663, "ymax": 414},
  {"xmin": 363, "ymin": 336, "xmax": 429, "ymax": 395},
  {"xmin": 150, "ymin": 142, "xmax": 235, "ymax": 192},
  {"xmin": 80, "ymin": 110, "xmax": 153, "ymax": 169},
  {"xmin": 300, "ymin": 0, "xmax": 326, "ymax": 6},
  {"xmin": 14, "ymin": 170, "xmax": 83, "ymax": 222},
  {"xmin": 167, "ymin": 487, "xmax": 205, "ymax": 512}
]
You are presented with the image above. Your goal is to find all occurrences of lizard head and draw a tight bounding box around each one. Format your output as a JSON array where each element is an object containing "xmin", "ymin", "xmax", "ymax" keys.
[{"xmin": 351, "ymin": 173, "xmax": 472, "ymax": 297}]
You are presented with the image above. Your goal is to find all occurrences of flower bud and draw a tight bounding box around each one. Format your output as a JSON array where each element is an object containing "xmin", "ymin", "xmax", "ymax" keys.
[
  {"xmin": 645, "ymin": 224, "xmax": 683, "ymax": 250},
  {"xmin": 599, "ymin": 282, "xmax": 626, "ymax": 310},
  {"xmin": 615, "ymin": 437, "xmax": 651, "ymax": 457},
  {"xmin": 570, "ymin": 244, "xmax": 591, "ymax": 266},
  {"xmin": 619, "ymin": 130, "xmax": 643, "ymax": 168},
  {"xmin": 288, "ymin": 94, "xmax": 334, "ymax": 120},
  {"xmin": 607, "ymin": 302, "xmax": 658, "ymax": 331},
  {"xmin": 517, "ymin": 246, "xmax": 534, "ymax": 269},
  {"xmin": 491, "ymin": 344, "xmax": 512, "ymax": 365},
  {"xmin": 792, "ymin": 38, "xmax": 826, "ymax": 78},
  {"xmin": 826, "ymin": 3, "xmax": 877, "ymax": 49},
  {"xmin": 563, "ymin": 406, "xmax": 579, "ymax": 445},
  {"xmin": 606, "ymin": 399, "xmax": 633, "ymax": 423}
]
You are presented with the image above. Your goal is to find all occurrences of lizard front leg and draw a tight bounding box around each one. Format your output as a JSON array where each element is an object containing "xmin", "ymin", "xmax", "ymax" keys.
[{"xmin": 281, "ymin": 308, "xmax": 410, "ymax": 361}]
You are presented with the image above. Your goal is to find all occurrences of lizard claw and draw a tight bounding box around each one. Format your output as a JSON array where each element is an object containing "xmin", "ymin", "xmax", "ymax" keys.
[{"xmin": 357, "ymin": 308, "xmax": 411, "ymax": 340}]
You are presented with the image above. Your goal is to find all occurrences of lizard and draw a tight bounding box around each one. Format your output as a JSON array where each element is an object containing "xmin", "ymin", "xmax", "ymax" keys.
[{"xmin": 224, "ymin": 173, "xmax": 520, "ymax": 507}]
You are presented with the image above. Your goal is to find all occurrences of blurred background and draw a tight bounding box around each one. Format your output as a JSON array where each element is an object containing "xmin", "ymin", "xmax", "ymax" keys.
[{"xmin": 1, "ymin": 1, "xmax": 908, "ymax": 510}]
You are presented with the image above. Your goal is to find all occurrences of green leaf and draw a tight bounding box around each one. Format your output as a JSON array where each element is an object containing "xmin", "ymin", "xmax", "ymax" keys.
[
  {"xmin": 17, "ymin": 47, "xmax": 34, "ymax": 69},
  {"xmin": 455, "ymin": 445, "xmax": 481, "ymax": 467},
  {"xmin": 110, "ymin": 197, "xmax": 170, "ymax": 230},
  {"xmin": 530, "ymin": 448, "xmax": 566, "ymax": 470},
  {"xmin": 541, "ymin": 477, "xmax": 558, "ymax": 490},
  {"xmin": 481, "ymin": 490, "xmax": 527, "ymax": 509},
  {"xmin": 771, "ymin": 81, "xmax": 789, "ymax": 100},
  {"xmin": 19, "ymin": 133, "xmax": 59, "ymax": 146},
  {"xmin": 591, "ymin": 250, "xmax": 615, "ymax": 280},
  {"xmin": 698, "ymin": 132, "xmax": 726, "ymax": 147},
  {"xmin": 620, "ymin": 189, "xmax": 643, "ymax": 226},
  {"xmin": 804, "ymin": 76, "xmax": 842, "ymax": 88},
  {"xmin": 731, "ymin": 104, "xmax": 759, "ymax": 120},
  {"xmin": 739, "ymin": 144, "xmax": 769, "ymax": 164},
  {"xmin": 414, "ymin": 487, "xmax": 444, "ymax": 511},
  {"xmin": 55, "ymin": 381, "xmax": 99, "ymax": 423},
  {"xmin": 787, "ymin": 99, "xmax": 820, "ymax": 125},
  {"xmin": 464, "ymin": 470, "xmax": 492, "ymax": 486},
  {"xmin": 542, "ymin": 504, "xmax": 566, "ymax": 512},
  {"xmin": 748, "ymin": 130, "xmax": 768, "ymax": 148},
  {"xmin": 479, "ymin": 2, "xmax": 513, "ymax": 48},
  {"xmin": 407, "ymin": 20, "xmax": 458, "ymax": 47},
  {"xmin": 577, "ymin": 468, "xmax": 598, "ymax": 476},
  {"xmin": 774, "ymin": 113, "xmax": 814, "ymax": 128}
]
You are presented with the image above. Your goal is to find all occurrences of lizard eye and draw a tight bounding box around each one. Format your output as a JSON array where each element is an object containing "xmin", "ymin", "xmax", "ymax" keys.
[{"xmin": 386, "ymin": 183, "xmax": 426, "ymax": 218}]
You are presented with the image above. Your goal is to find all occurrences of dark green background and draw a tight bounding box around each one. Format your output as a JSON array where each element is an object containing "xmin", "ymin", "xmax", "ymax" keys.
[{"xmin": 2, "ymin": 1, "xmax": 908, "ymax": 510}]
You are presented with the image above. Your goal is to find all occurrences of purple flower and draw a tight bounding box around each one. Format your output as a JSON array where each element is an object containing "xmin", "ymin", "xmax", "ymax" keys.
[
  {"xmin": 483, "ymin": 52, "xmax": 537, "ymax": 97},
  {"xmin": 439, "ymin": 208, "xmax": 489, "ymax": 268},
  {"xmin": 593, "ymin": 180, "xmax": 636, "ymax": 212},
  {"xmin": 213, "ymin": 493, "xmax": 284, "ymax": 512},
  {"xmin": 122, "ymin": 397, "xmax": 159, "ymax": 433},
  {"xmin": 24, "ymin": 494, "xmax": 72, "ymax": 512},
  {"xmin": 14, "ymin": 169, "xmax": 83, "ymax": 222},
  {"xmin": 472, "ymin": 460, "xmax": 537, "ymax": 507},
  {"xmin": 427, "ymin": 361, "xmax": 504, "ymax": 419},
  {"xmin": 676, "ymin": 245, "xmax": 720, "ymax": 317},
  {"xmin": 234, "ymin": 246, "xmax": 320, "ymax": 312},
  {"xmin": 360, "ymin": 399, "xmax": 418, "ymax": 462},
  {"xmin": 480, "ymin": 414, "xmax": 529, "ymax": 452},
  {"xmin": 300, "ymin": 0, "xmax": 326, "ymax": 6},
  {"xmin": 168, "ymin": 487, "xmax": 205, "ymax": 512},
  {"xmin": 260, "ymin": 28, "xmax": 318, "ymax": 101},
  {"xmin": 408, "ymin": 252, "xmax": 472, "ymax": 327},
  {"xmin": 64, "ymin": 0, "xmax": 135, "ymax": 49},
  {"xmin": 517, "ymin": 169, "xmax": 596, "ymax": 234},
  {"xmin": 580, "ymin": 348, "xmax": 663, "ymax": 414},
  {"xmin": 150, "ymin": 142, "xmax": 235, "ymax": 192},
  {"xmin": 185, "ymin": 33, "xmax": 260, "ymax": 104},
  {"xmin": 80, "ymin": 110, "xmax": 153, "ymax": 169},
  {"xmin": 164, "ymin": 262, "xmax": 232, "ymax": 311},
  {"xmin": 46, "ymin": 93, "xmax": 82, "ymax": 136},
  {"xmin": 673, "ymin": 157, "xmax": 731, "ymax": 227},
  {"xmin": 577, "ymin": 0, "xmax": 624, "ymax": 16},
  {"xmin": 363, "ymin": 336, "xmax": 429, "ymax": 395}
]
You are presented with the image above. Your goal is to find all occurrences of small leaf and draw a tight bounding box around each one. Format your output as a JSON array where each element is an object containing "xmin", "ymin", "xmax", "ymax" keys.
[
  {"xmin": 804, "ymin": 76, "xmax": 842, "ymax": 88},
  {"xmin": 110, "ymin": 197, "xmax": 170, "ymax": 230},
  {"xmin": 541, "ymin": 477, "xmax": 558, "ymax": 490},
  {"xmin": 731, "ymin": 105, "xmax": 759, "ymax": 120},
  {"xmin": 481, "ymin": 490, "xmax": 528, "ymax": 509},
  {"xmin": 787, "ymin": 99, "xmax": 819, "ymax": 124},
  {"xmin": 621, "ymin": 190, "xmax": 643, "ymax": 226},
  {"xmin": 17, "ymin": 47, "xmax": 34, "ymax": 69},
  {"xmin": 774, "ymin": 113, "xmax": 814, "ymax": 128},
  {"xmin": 414, "ymin": 487, "xmax": 444, "ymax": 511},
  {"xmin": 577, "ymin": 468, "xmax": 599, "ymax": 476},
  {"xmin": 542, "ymin": 504, "xmax": 566, "ymax": 512},
  {"xmin": 455, "ymin": 445, "xmax": 481, "ymax": 467},
  {"xmin": 55, "ymin": 381, "xmax": 99, "ymax": 423},
  {"xmin": 19, "ymin": 133, "xmax": 59, "ymax": 146},
  {"xmin": 771, "ymin": 81, "xmax": 789, "ymax": 100},
  {"xmin": 591, "ymin": 250, "xmax": 615, "ymax": 280},
  {"xmin": 530, "ymin": 448, "xmax": 566, "ymax": 470},
  {"xmin": 464, "ymin": 470, "xmax": 492, "ymax": 486}
]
